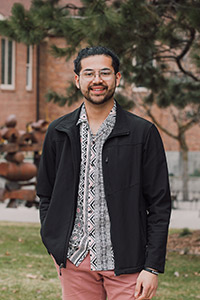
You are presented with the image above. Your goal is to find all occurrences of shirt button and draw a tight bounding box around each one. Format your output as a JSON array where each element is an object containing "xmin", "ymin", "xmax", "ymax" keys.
[{"xmin": 105, "ymin": 157, "xmax": 109, "ymax": 163}]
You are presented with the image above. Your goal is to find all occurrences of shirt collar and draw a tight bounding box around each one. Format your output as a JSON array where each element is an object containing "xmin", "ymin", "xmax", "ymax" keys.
[
  {"xmin": 76, "ymin": 103, "xmax": 87, "ymax": 125},
  {"xmin": 77, "ymin": 101, "xmax": 116, "ymax": 127},
  {"xmin": 105, "ymin": 101, "xmax": 116, "ymax": 127}
]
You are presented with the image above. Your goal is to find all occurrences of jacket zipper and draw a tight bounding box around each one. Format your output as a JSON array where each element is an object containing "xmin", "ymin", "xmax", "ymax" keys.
[{"xmin": 103, "ymin": 130, "xmax": 130, "ymax": 276}]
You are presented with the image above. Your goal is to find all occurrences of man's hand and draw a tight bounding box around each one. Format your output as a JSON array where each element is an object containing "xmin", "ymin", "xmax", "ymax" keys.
[{"xmin": 134, "ymin": 270, "xmax": 158, "ymax": 300}]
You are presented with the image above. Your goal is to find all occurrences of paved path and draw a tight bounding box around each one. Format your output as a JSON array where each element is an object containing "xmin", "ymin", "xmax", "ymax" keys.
[
  {"xmin": 0, "ymin": 205, "xmax": 40, "ymax": 223},
  {"xmin": 0, "ymin": 202, "xmax": 200, "ymax": 229},
  {"xmin": 170, "ymin": 209, "xmax": 200, "ymax": 229}
]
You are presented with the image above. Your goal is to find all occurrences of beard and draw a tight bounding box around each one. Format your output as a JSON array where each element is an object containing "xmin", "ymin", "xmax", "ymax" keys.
[{"xmin": 79, "ymin": 83, "xmax": 116, "ymax": 105}]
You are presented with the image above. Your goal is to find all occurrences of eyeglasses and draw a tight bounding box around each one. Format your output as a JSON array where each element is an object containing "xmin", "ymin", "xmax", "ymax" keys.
[{"xmin": 80, "ymin": 69, "xmax": 115, "ymax": 81}]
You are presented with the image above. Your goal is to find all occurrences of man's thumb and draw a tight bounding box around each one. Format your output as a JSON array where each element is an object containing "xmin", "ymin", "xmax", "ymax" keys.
[{"xmin": 134, "ymin": 280, "xmax": 141, "ymax": 298}]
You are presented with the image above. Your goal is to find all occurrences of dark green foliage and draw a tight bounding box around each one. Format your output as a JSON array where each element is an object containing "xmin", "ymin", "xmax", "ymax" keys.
[
  {"xmin": 46, "ymin": 81, "xmax": 81, "ymax": 106},
  {"xmin": 114, "ymin": 93, "xmax": 134, "ymax": 111},
  {"xmin": 0, "ymin": 3, "xmax": 45, "ymax": 44}
]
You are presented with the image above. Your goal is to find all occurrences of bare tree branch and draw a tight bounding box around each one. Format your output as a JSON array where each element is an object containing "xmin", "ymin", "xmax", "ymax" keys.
[
  {"xmin": 133, "ymin": 92, "xmax": 178, "ymax": 139},
  {"xmin": 181, "ymin": 114, "xmax": 200, "ymax": 133},
  {"xmin": 175, "ymin": 28, "xmax": 200, "ymax": 81},
  {"xmin": 144, "ymin": 104, "xmax": 178, "ymax": 139}
]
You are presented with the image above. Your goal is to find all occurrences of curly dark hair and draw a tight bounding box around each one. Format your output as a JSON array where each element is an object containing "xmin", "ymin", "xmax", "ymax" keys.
[{"xmin": 74, "ymin": 46, "xmax": 120, "ymax": 75}]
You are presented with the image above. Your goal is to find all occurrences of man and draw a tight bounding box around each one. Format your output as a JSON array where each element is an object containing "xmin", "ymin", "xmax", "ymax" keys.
[{"xmin": 37, "ymin": 46, "xmax": 171, "ymax": 300}]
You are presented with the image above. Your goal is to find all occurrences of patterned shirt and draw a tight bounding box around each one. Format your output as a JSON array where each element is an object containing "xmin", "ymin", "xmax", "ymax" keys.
[{"xmin": 67, "ymin": 102, "xmax": 116, "ymax": 271}]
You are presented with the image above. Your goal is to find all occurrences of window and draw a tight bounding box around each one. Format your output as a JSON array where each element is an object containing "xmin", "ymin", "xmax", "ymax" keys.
[
  {"xmin": 1, "ymin": 38, "xmax": 15, "ymax": 90},
  {"xmin": 26, "ymin": 45, "xmax": 33, "ymax": 91}
]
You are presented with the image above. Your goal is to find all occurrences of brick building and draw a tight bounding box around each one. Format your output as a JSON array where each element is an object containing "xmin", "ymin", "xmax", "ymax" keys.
[
  {"xmin": 0, "ymin": 0, "xmax": 82, "ymax": 130},
  {"xmin": 0, "ymin": 0, "xmax": 200, "ymax": 176}
]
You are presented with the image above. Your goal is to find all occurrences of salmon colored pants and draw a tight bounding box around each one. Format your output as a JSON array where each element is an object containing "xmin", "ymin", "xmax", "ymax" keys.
[{"xmin": 52, "ymin": 253, "xmax": 139, "ymax": 300}]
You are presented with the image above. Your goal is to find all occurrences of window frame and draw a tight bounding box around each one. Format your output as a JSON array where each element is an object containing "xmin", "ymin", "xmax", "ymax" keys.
[
  {"xmin": 26, "ymin": 45, "xmax": 33, "ymax": 91},
  {"xmin": 1, "ymin": 37, "xmax": 15, "ymax": 90}
]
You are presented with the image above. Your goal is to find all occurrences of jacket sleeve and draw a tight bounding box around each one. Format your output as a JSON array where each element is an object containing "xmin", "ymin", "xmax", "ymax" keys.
[
  {"xmin": 36, "ymin": 127, "xmax": 56, "ymax": 225},
  {"xmin": 142, "ymin": 124, "xmax": 171, "ymax": 273}
]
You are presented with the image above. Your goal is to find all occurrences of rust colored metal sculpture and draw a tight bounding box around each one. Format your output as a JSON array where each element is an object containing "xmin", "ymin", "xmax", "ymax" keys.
[{"xmin": 0, "ymin": 115, "xmax": 48, "ymax": 207}]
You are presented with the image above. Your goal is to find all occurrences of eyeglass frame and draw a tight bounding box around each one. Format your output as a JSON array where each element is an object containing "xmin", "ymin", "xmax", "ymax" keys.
[{"xmin": 79, "ymin": 68, "xmax": 116, "ymax": 81}]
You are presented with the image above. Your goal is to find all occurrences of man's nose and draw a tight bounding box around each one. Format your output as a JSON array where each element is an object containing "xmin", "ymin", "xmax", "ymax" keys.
[{"xmin": 92, "ymin": 73, "xmax": 103, "ymax": 83}]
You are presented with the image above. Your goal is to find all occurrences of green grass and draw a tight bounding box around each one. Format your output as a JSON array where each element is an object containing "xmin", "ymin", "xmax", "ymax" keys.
[
  {"xmin": 0, "ymin": 222, "xmax": 200, "ymax": 300},
  {"xmin": 0, "ymin": 222, "xmax": 61, "ymax": 300},
  {"xmin": 154, "ymin": 253, "xmax": 200, "ymax": 300}
]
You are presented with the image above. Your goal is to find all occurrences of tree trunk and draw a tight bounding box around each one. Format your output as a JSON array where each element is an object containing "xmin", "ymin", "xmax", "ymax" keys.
[{"xmin": 179, "ymin": 132, "xmax": 189, "ymax": 202}]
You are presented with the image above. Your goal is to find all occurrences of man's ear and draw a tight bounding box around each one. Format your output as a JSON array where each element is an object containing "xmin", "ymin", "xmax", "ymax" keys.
[
  {"xmin": 75, "ymin": 74, "xmax": 80, "ymax": 89},
  {"xmin": 116, "ymin": 72, "xmax": 121, "ymax": 87}
]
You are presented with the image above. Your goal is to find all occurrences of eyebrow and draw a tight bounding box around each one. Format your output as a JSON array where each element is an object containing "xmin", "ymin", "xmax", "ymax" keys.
[{"xmin": 82, "ymin": 67, "xmax": 111, "ymax": 72}]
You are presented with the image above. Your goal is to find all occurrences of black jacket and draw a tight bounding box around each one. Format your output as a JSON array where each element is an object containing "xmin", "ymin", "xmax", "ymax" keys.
[{"xmin": 37, "ymin": 102, "xmax": 171, "ymax": 276}]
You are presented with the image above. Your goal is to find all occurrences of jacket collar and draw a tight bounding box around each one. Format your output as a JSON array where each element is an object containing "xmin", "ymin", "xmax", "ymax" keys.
[
  {"xmin": 109, "ymin": 101, "xmax": 130, "ymax": 138},
  {"xmin": 55, "ymin": 105, "xmax": 82, "ymax": 133},
  {"xmin": 55, "ymin": 101, "xmax": 131, "ymax": 137}
]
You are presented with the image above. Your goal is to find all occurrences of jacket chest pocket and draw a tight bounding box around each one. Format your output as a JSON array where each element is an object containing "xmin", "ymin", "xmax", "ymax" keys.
[{"xmin": 103, "ymin": 144, "xmax": 143, "ymax": 194}]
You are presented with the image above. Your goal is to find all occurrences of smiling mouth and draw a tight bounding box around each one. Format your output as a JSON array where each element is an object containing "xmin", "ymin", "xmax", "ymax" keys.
[{"xmin": 89, "ymin": 86, "xmax": 107, "ymax": 94}]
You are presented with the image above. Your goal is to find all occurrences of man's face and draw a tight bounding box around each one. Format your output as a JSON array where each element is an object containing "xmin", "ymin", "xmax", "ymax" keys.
[{"xmin": 75, "ymin": 55, "xmax": 121, "ymax": 105}]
